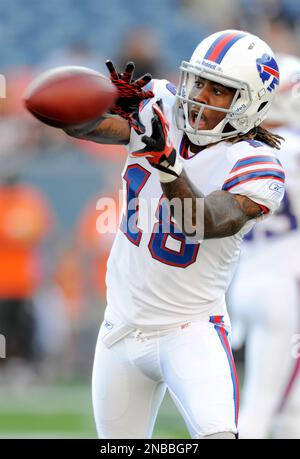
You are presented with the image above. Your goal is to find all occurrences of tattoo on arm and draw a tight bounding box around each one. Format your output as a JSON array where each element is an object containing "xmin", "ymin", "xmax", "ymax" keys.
[
  {"xmin": 203, "ymin": 191, "xmax": 262, "ymax": 238},
  {"xmin": 161, "ymin": 169, "xmax": 263, "ymax": 239},
  {"xmin": 64, "ymin": 114, "xmax": 131, "ymax": 145}
]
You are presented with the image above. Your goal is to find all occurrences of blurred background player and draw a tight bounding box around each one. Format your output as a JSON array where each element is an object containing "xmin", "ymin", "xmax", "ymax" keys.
[
  {"xmin": 0, "ymin": 165, "xmax": 54, "ymax": 375},
  {"xmin": 76, "ymin": 191, "xmax": 121, "ymax": 303},
  {"xmin": 114, "ymin": 28, "xmax": 166, "ymax": 80},
  {"xmin": 229, "ymin": 54, "xmax": 300, "ymax": 439}
]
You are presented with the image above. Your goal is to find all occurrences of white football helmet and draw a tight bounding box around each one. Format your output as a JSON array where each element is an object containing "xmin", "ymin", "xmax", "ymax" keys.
[
  {"xmin": 175, "ymin": 29, "xmax": 280, "ymax": 146},
  {"xmin": 266, "ymin": 53, "xmax": 300, "ymax": 128}
]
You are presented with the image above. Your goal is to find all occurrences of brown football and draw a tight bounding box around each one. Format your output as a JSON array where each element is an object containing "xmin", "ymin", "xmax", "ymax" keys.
[{"xmin": 23, "ymin": 66, "xmax": 118, "ymax": 128}]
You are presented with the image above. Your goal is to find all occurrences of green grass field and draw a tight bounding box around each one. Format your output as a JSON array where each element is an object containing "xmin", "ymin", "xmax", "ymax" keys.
[
  {"xmin": 0, "ymin": 362, "xmax": 244, "ymax": 439},
  {"xmin": 0, "ymin": 381, "xmax": 189, "ymax": 439}
]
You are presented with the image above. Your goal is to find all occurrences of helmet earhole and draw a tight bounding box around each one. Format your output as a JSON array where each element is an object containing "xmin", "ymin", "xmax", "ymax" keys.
[{"xmin": 258, "ymin": 102, "xmax": 268, "ymax": 112}]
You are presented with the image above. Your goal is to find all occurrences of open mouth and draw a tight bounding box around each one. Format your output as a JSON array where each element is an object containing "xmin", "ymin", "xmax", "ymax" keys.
[{"xmin": 189, "ymin": 109, "xmax": 207, "ymax": 129}]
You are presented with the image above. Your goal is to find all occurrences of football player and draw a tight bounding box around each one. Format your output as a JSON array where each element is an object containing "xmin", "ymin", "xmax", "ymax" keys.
[
  {"xmin": 229, "ymin": 54, "xmax": 300, "ymax": 439},
  {"xmin": 65, "ymin": 30, "xmax": 285, "ymax": 439}
]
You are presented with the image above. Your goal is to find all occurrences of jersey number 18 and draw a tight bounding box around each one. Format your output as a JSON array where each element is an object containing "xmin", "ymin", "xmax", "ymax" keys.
[{"xmin": 120, "ymin": 165, "xmax": 200, "ymax": 268}]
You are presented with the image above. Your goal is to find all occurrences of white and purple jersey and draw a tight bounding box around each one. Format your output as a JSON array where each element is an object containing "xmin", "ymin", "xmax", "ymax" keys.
[{"xmin": 105, "ymin": 79, "xmax": 285, "ymax": 329}]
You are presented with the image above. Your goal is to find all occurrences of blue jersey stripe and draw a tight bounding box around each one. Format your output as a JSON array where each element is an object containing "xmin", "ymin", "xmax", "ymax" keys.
[
  {"xmin": 223, "ymin": 170, "xmax": 285, "ymax": 191},
  {"xmin": 231, "ymin": 155, "xmax": 282, "ymax": 172}
]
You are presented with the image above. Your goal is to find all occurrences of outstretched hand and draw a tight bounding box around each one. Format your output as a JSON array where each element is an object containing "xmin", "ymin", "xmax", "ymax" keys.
[{"xmin": 106, "ymin": 60, "xmax": 154, "ymax": 134}]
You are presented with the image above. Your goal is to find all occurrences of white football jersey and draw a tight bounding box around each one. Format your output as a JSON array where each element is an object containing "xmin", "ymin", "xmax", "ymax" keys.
[
  {"xmin": 105, "ymin": 79, "xmax": 285, "ymax": 329},
  {"xmin": 231, "ymin": 126, "xmax": 300, "ymax": 283},
  {"xmin": 241, "ymin": 126, "xmax": 300, "ymax": 250}
]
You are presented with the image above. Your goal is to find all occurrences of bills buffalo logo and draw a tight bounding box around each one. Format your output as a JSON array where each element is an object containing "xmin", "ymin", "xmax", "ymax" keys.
[{"xmin": 256, "ymin": 54, "xmax": 279, "ymax": 92}]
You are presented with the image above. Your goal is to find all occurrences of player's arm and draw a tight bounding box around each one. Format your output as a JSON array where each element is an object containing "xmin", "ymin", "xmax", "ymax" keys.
[
  {"xmin": 64, "ymin": 114, "xmax": 131, "ymax": 145},
  {"xmin": 161, "ymin": 171, "xmax": 262, "ymax": 239},
  {"xmin": 131, "ymin": 99, "xmax": 263, "ymax": 239},
  {"xmin": 65, "ymin": 60, "xmax": 154, "ymax": 145}
]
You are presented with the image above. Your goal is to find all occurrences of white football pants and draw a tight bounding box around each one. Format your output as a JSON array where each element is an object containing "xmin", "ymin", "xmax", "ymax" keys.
[{"xmin": 92, "ymin": 312, "xmax": 239, "ymax": 439}]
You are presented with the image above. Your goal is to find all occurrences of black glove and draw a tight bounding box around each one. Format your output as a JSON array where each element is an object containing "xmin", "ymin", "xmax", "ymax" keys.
[
  {"xmin": 131, "ymin": 99, "xmax": 183, "ymax": 182},
  {"xmin": 106, "ymin": 60, "xmax": 154, "ymax": 134}
]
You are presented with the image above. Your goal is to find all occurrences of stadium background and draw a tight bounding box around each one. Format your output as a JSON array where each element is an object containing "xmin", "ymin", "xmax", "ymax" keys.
[{"xmin": 0, "ymin": 0, "xmax": 299, "ymax": 438}]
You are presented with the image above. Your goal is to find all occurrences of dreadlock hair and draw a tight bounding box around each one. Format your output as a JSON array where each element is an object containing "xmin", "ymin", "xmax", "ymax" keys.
[{"xmin": 227, "ymin": 126, "xmax": 284, "ymax": 150}]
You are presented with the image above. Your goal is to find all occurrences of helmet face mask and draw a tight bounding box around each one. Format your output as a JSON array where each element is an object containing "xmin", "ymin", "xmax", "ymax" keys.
[
  {"xmin": 175, "ymin": 30, "xmax": 279, "ymax": 146},
  {"xmin": 176, "ymin": 61, "xmax": 254, "ymax": 145}
]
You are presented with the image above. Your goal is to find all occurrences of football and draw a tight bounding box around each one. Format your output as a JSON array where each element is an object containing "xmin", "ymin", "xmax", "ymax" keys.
[{"xmin": 23, "ymin": 66, "xmax": 118, "ymax": 128}]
